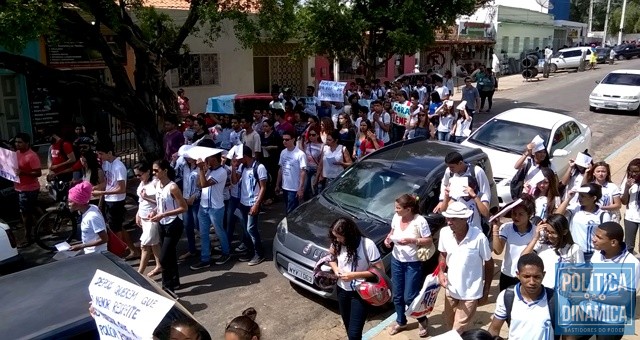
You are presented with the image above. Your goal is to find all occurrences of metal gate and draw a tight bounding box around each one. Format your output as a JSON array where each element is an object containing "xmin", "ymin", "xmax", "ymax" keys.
[{"xmin": 109, "ymin": 115, "xmax": 141, "ymax": 168}]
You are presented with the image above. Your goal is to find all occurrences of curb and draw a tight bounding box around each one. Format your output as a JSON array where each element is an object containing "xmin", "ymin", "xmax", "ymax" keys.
[{"xmin": 605, "ymin": 133, "xmax": 640, "ymax": 163}]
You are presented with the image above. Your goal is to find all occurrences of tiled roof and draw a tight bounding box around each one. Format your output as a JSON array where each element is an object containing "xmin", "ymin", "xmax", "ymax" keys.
[{"xmin": 143, "ymin": 0, "xmax": 191, "ymax": 10}]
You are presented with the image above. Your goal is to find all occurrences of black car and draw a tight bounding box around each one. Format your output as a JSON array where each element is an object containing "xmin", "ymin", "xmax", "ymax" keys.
[
  {"xmin": 273, "ymin": 138, "xmax": 498, "ymax": 299},
  {"xmin": 613, "ymin": 44, "xmax": 640, "ymax": 60},
  {"xmin": 0, "ymin": 252, "xmax": 211, "ymax": 340},
  {"xmin": 595, "ymin": 47, "xmax": 611, "ymax": 64}
]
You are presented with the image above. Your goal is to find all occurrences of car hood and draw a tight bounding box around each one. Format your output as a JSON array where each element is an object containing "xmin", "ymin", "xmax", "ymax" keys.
[
  {"xmin": 461, "ymin": 140, "xmax": 520, "ymax": 180},
  {"xmin": 594, "ymin": 84, "xmax": 640, "ymax": 97}
]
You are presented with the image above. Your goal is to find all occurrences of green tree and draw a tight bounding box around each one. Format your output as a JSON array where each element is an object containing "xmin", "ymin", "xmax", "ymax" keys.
[
  {"xmin": 294, "ymin": 0, "xmax": 490, "ymax": 81},
  {"xmin": 0, "ymin": 0, "xmax": 294, "ymax": 160},
  {"xmin": 609, "ymin": 0, "xmax": 640, "ymax": 35},
  {"xmin": 571, "ymin": 0, "xmax": 608, "ymax": 30}
]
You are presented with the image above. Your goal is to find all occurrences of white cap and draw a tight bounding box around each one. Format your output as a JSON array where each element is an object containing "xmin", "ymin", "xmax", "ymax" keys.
[
  {"xmin": 575, "ymin": 152, "xmax": 593, "ymax": 168},
  {"xmin": 441, "ymin": 201, "xmax": 474, "ymax": 219},
  {"xmin": 531, "ymin": 135, "xmax": 546, "ymax": 152}
]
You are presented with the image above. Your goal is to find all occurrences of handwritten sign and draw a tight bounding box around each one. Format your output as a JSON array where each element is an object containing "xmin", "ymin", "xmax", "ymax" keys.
[
  {"xmin": 318, "ymin": 81, "xmax": 347, "ymax": 102},
  {"xmin": 392, "ymin": 102, "xmax": 411, "ymax": 126},
  {"xmin": 0, "ymin": 148, "xmax": 19, "ymax": 183},
  {"xmin": 89, "ymin": 269, "xmax": 175, "ymax": 340}
]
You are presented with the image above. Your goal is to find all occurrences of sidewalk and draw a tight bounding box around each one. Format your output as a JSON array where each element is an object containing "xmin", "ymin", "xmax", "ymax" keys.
[
  {"xmin": 364, "ymin": 134, "xmax": 640, "ymax": 339},
  {"xmin": 450, "ymin": 72, "xmax": 559, "ymax": 102}
]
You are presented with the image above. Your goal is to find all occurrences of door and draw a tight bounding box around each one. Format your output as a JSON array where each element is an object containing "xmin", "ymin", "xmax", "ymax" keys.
[{"xmin": 0, "ymin": 75, "xmax": 21, "ymax": 140}]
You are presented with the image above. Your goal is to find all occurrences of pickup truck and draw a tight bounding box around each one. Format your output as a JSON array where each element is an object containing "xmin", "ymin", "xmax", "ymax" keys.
[{"xmin": 613, "ymin": 44, "xmax": 640, "ymax": 60}]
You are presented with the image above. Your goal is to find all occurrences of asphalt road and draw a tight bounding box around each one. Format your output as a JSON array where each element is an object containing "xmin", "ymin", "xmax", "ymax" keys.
[{"xmin": 10, "ymin": 59, "xmax": 640, "ymax": 340}]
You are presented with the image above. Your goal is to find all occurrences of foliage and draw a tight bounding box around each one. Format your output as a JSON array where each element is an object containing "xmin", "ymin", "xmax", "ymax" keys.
[
  {"xmin": 570, "ymin": 0, "xmax": 607, "ymax": 30},
  {"xmin": 0, "ymin": 1, "xmax": 59, "ymax": 52},
  {"xmin": 609, "ymin": 0, "xmax": 640, "ymax": 35}
]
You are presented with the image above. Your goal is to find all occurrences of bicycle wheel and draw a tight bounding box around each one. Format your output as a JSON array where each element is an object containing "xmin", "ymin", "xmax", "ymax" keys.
[
  {"xmin": 35, "ymin": 210, "xmax": 78, "ymax": 251},
  {"xmin": 123, "ymin": 193, "xmax": 139, "ymax": 231}
]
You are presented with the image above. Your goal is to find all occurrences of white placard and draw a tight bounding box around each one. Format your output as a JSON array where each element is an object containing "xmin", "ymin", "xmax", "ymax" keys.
[
  {"xmin": 228, "ymin": 144, "xmax": 244, "ymax": 160},
  {"xmin": 446, "ymin": 100, "xmax": 454, "ymax": 108},
  {"xmin": 55, "ymin": 242, "xmax": 71, "ymax": 251},
  {"xmin": 575, "ymin": 152, "xmax": 592, "ymax": 168},
  {"xmin": 449, "ymin": 177, "xmax": 468, "ymax": 199},
  {"xmin": 531, "ymin": 134, "xmax": 545, "ymax": 146},
  {"xmin": 185, "ymin": 146, "xmax": 224, "ymax": 161},
  {"xmin": 89, "ymin": 269, "xmax": 175, "ymax": 340},
  {"xmin": 527, "ymin": 170, "xmax": 546, "ymax": 187},
  {"xmin": 318, "ymin": 80, "xmax": 347, "ymax": 102},
  {"xmin": 0, "ymin": 148, "xmax": 19, "ymax": 183},
  {"xmin": 489, "ymin": 198, "xmax": 524, "ymax": 223},
  {"xmin": 456, "ymin": 101, "xmax": 467, "ymax": 111}
]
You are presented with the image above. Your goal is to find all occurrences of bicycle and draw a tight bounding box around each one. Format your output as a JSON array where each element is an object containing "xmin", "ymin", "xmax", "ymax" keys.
[{"xmin": 34, "ymin": 181, "xmax": 78, "ymax": 251}]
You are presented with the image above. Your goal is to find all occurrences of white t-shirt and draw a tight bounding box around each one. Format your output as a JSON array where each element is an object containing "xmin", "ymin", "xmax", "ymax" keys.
[
  {"xmin": 453, "ymin": 117, "xmax": 472, "ymax": 137},
  {"xmin": 367, "ymin": 111, "xmax": 391, "ymax": 143},
  {"xmin": 534, "ymin": 196, "xmax": 561, "ymax": 219},
  {"xmin": 434, "ymin": 85, "xmax": 450, "ymax": 100},
  {"xmin": 437, "ymin": 114, "xmax": 455, "ymax": 133},
  {"xmin": 200, "ymin": 166, "xmax": 227, "ymax": 209},
  {"xmin": 81, "ymin": 205, "xmax": 108, "ymax": 254},
  {"xmin": 242, "ymin": 130, "xmax": 262, "ymax": 156},
  {"xmin": 563, "ymin": 172, "xmax": 584, "ymax": 204},
  {"xmin": 493, "ymin": 284, "xmax": 554, "ymax": 340},
  {"xmin": 534, "ymin": 242, "xmax": 584, "ymax": 288},
  {"xmin": 279, "ymin": 147, "xmax": 307, "ymax": 192},
  {"xmin": 321, "ymin": 145, "xmax": 345, "ymax": 179},
  {"xmin": 439, "ymin": 165, "xmax": 492, "ymax": 204},
  {"xmin": 389, "ymin": 214, "xmax": 431, "ymax": 262},
  {"xmin": 499, "ymin": 222, "xmax": 535, "ymax": 277},
  {"xmin": 239, "ymin": 161, "xmax": 268, "ymax": 206},
  {"xmin": 156, "ymin": 181, "xmax": 180, "ymax": 224},
  {"xmin": 438, "ymin": 225, "xmax": 492, "ymax": 300},
  {"xmin": 335, "ymin": 237, "xmax": 381, "ymax": 291},
  {"xmin": 136, "ymin": 179, "xmax": 157, "ymax": 218},
  {"xmin": 102, "ymin": 158, "xmax": 127, "ymax": 202},
  {"xmin": 598, "ymin": 181, "xmax": 621, "ymax": 207},
  {"xmin": 568, "ymin": 205, "xmax": 612, "ymax": 254},
  {"xmin": 622, "ymin": 177, "xmax": 640, "ymax": 222}
]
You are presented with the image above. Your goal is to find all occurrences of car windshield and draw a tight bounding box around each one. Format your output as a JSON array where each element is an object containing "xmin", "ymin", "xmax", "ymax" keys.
[
  {"xmin": 323, "ymin": 162, "xmax": 422, "ymax": 220},
  {"xmin": 600, "ymin": 73, "xmax": 640, "ymax": 86},
  {"xmin": 469, "ymin": 119, "xmax": 551, "ymax": 154}
]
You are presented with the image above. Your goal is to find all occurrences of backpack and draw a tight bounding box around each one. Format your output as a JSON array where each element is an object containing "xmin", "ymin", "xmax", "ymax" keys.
[
  {"xmin": 510, "ymin": 159, "xmax": 532, "ymax": 200},
  {"xmin": 240, "ymin": 161, "xmax": 263, "ymax": 190},
  {"xmin": 504, "ymin": 285, "xmax": 558, "ymax": 338}
]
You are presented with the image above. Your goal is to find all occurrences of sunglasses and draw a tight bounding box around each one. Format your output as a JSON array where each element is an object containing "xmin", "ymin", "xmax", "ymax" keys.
[{"xmin": 283, "ymin": 138, "xmax": 292, "ymax": 142}]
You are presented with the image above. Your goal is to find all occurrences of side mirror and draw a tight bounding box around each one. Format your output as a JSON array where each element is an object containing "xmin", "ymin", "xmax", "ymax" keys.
[
  {"xmin": 595, "ymin": 80, "xmax": 600, "ymax": 84},
  {"xmin": 552, "ymin": 149, "xmax": 570, "ymax": 157}
]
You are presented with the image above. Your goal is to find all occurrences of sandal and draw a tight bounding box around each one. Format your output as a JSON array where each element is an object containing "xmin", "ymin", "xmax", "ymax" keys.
[
  {"xmin": 147, "ymin": 268, "xmax": 163, "ymax": 277},
  {"xmin": 388, "ymin": 323, "xmax": 407, "ymax": 336},
  {"xmin": 418, "ymin": 319, "xmax": 429, "ymax": 338}
]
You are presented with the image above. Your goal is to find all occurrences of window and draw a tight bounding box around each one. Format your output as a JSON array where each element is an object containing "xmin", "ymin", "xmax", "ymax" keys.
[
  {"xmin": 601, "ymin": 73, "xmax": 640, "ymax": 86},
  {"xmin": 533, "ymin": 37, "xmax": 540, "ymax": 49},
  {"xmin": 562, "ymin": 50, "xmax": 581, "ymax": 58},
  {"xmin": 172, "ymin": 53, "xmax": 219, "ymax": 87},
  {"xmin": 513, "ymin": 37, "xmax": 520, "ymax": 53},
  {"xmin": 551, "ymin": 124, "xmax": 569, "ymax": 153},
  {"xmin": 502, "ymin": 36, "xmax": 510, "ymax": 53},
  {"xmin": 469, "ymin": 119, "xmax": 551, "ymax": 154},
  {"xmin": 524, "ymin": 37, "xmax": 531, "ymax": 51},
  {"xmin": 543, "ymin": 38, "xmax": 550, "ymax": 48},
  {"xmin": 564, "ymin": 122, "xmax": 582, "ymax": 146}
]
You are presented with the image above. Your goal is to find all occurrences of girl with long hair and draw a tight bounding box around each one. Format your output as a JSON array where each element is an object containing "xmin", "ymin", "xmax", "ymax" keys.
[
  {"xmin": 225, "ymin": 308, "xmax": 261, "ymax": 340},
  {"xmin": 582, "ymin": 161, "xmax": 622, "ymax": 221},
  {"xmin": 354, "ymin": 119, "xmax": 371, "ymax": 160},
  {"xmin": 524, "ymin": 167, "xmax": 561, "ymax": 219},
  {"xmin": 337, "ymin": 113, "xmax": 356, "ymax": 156},
  {"xmin": 303, "ymin": 125, "xmax": 323, "ymax": 200},
  {"xmin": 514, "ymin": 138, "xmax": 552, "ymax": 184},
  {"xmin": 521, "ymin": 214, "xmax": 584, "ymax": 288},
  {"xmin": 320, "ymin": 117, "xmax": 335, "ymax": 144},
  {"xmin": 328, "ymin": 217, "xmax": 383, "ymax": 340},
  {"xmin": 621, "ymin": 158, "xmax": 640, "ymax": 253},
  {"xmin": 433, "ymin": 101, "xmax": 456, "ymax": 141},
  {"xmin": 133, "ymin": 162, "xmax": 162, "ymax": 276},
  {"xmin": 451, "ymin": 107, "xmax": 472, "ymax": 143},
  {"xmin": 316, "ymin": 131, "xmax": 352, "ymax": 188}
]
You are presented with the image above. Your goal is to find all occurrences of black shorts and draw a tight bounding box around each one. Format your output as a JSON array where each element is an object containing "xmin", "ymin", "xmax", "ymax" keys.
[
  {"xmin": 105, "ymin": 200, "xmax": 125, "ymax": 232},
  {"xmin": 18, "ymin": 190, "xmax": 39, "ymax": 213}
]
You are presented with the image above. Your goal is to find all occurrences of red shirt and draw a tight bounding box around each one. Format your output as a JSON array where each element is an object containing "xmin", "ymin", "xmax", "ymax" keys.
[
  {"xmin": 16, "ymin": 149, "xmax": 41, "ymax": 192},
  {"xmin": 359, "ymin": 139, "xmax": 384, "ymax": 156},
  {"xmin": 50, "ymin": 140, "xmax": 75, "ymax": 174}
]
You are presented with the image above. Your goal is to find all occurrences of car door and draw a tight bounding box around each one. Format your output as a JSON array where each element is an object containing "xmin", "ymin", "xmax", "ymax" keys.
[{"xmin": 563, "ymin": 121, "xmax": 588, "ymax": 159}]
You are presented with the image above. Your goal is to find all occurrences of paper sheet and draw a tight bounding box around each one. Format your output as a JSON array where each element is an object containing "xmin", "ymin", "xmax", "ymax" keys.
[
  {"xmin": 489, "ymin": 198, "xmax": 524, "ymax": 223},
  {"xmin": 527, "ymin": 169, "xmax": 546, "ymax": 187},
  {"xmin": 55, "ymin": 241, "xmax": 71, "ymax": 252},
  {"xmin": 575, "ymin": 152, "xmax": 593, "ymax": 168},
  {"xmin": 449, "ymin": 177, "xmax": 468, "ymax": 199},
  {"xmin": 456, "ymin": 101, "xmax": 467, "ymax": 111},
  {"xmin": 184, "ymin": 146, "xmax": 224, "ymax": 161}
]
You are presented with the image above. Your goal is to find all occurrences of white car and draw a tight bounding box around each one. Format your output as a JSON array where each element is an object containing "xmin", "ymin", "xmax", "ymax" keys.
[
  {"xmin": 461, "ymin": 108, "xmax": 592, "ymax": 205},
  {"xmin": 589, "ymin": 69, "xmax": 640, "ymax": 114},
  {"xmin": 0, "ymin": 218, "xmax": 20, "ymax": 268}
]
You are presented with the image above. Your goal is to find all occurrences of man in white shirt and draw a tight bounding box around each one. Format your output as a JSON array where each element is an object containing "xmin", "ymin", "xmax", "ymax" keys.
[
  {"xmin": 303, "ymin": 86, "xmax": 319, "ymax": 117},
  {"xmin": 368, "ymin": 100, "xmax": 390, "ymax": 144},
  {"xmin": 434, "ymin": 152, "xmax": 492, "ymax": 213},
  {"xmin": 414, "ymin": 78, "xmax": 429, "ymax": 105},
  {"xmin": 93, "ymin": 143, "xmax": 138, "ymax": 258},
  {"xmin": 229, "ymin": 117, "xmax": 244, "ymax": 146},
  {"xmin": 241, "ymin": 115, "xmax": 262, "ymax": 159},
  {"xmin": 438, "ymin": 202, "xmax": 493, "ymax": 333},
  {"xmin": 276, "ymin": 131, "xmax": 307, "ymax": 214},
  {"xmin": 433, "ymin": 75, "xmax": 450, "ymax": 101}
]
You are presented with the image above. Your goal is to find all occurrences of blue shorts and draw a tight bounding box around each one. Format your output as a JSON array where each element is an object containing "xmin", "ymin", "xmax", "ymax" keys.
[{"xmin": 18, "ymin": 190, "xmax": 40, "ymax": 213}]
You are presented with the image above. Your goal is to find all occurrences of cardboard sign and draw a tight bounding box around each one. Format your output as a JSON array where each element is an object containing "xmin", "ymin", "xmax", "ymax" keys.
[
  {"xmin": 88, "ymin": 269, "xmax": 175, "ymax": 340},
  {"xmin": 318, "ymin": 81, "xmax": 347, "ymax": 102},
  {"xmin": 0, "ymin": 148, "xmax": 19, "ymax": 183},
  {"xmin": 392, "ymin": 102, "xmax": 411, "ymax": 126}
]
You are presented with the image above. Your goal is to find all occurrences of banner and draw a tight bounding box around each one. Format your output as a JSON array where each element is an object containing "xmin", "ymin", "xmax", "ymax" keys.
[
  {"xmin": 0, "ymin": 148, "xmax": 19, "ymax": 183},
  {"xmin": 318, "ymin": 81, "xmax": 347, "ymax": 102},
  {"xmin": 88, "ymin": 269, "xmax": 175, "ymax": 340},
  {"xmin": 392, "ymin": 102, "xmax": 411, "ymax": 126}
]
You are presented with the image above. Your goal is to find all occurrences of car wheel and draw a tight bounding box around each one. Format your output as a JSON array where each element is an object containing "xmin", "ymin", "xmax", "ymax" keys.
[
  {"xmin": 617, "ymin": 55, "xmax": 624, "ymax": 60},
  {"xmin": 550, "ymin": 64, "xmax": 558, "ymax": 73},
  {"xmin": 589, "ymin": 106, "xmax": 596, "ymax": 112}
]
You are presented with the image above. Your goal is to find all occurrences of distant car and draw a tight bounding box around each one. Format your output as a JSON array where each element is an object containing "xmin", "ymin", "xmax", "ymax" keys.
[
  {"xmin": 589, "ymin": 69, "xmax": 640, "ymax": 114},
  {"xmin": 595, "ymin": 47, "xmax": 611, "ymax": 64},
  {"xmin": 461, "ymin": 108, "xmax": 592, "ymax": 206},
  {"xmin": 0, "ymin": 218, "xmax": 20, "ymax": 269},
  {"xmin": 0, "ymin": 252, "xmax": 212, "ymax": 340},
  {"xmin": 548, "ymin": 46, "xmax": 592, "ymax": 72},
  {"xmin": 613, "ymin": 44, "xmax": 640, "ymax": 60},
  {"xmin": 273, "ymin": 139, "xmax": 498, "ymax": 299}
]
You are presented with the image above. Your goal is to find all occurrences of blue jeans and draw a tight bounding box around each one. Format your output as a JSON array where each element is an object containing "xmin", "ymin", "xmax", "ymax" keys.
[
  {"xmin": 453, "ymin": 136, "xmax": 466, "ymax": 143},
  {"xmin": 226, "ymin": 196, "xmax": 241, "ymax": 244},
  {"xmin": 337, "ymin": 286, "xmax": 368, "ymax": 340},
  {"xmin": 183, "ymin": 202, "xmax": 200, "ymax": 254},
  {"xmin": 304, "ymin": 167, "xmax": 318, "ymax": 201},
  {"xmin": 437, "ymin": 131, "xmax": 450, "ymax": 142},
  {"xmin": 238, "ymin": 203, "xmax": 264, "ymax": 258},
  {"xmin": 284, "ymin": 189, "xmax": 299, "ymax": 214},
  {"xmin": 198, "ymin": 205, "xmax": 228, "ymax": 262},
  {"xmin": 391, "ymin": 258, "xmax": 426, "ymax": 326}
]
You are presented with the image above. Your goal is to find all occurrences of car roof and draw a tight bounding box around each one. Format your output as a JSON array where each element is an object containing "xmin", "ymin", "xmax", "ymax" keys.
[
  {"xmin": 559, "ymin": 46, "xmax": 591, "ymax": 52},
  {"xmin": 0, "ymin": 252, "xmax": 206, "ymax": 340},
  {"xmin": 363, "ymin": 138, "xmax": 488, "ymax": 178},
  {"xmin": 492, "ymin": 108, "xmax": 569, "ymax": 129},
  {"xmin": 608, "ymin": 69, "xmax": 640, "ymax": 75}
]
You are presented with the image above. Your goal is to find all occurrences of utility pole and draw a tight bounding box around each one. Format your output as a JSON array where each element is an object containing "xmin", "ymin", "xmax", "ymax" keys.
[
  {"xmin": 602, "ymin": 0, "xmax": 612, "ymax": 47},
  {"xmin": 588, "ymin": 0, "xmax": 594, "ymax": 36},
  {"xmin": 619, "ymin": 0, "xmax": 628, "ymax": 45}
]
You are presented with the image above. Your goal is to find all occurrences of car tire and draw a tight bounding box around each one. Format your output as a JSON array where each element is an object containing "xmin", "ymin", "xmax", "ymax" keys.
[
  {"xmin": 589, "ymin": 106, "xmax": 596, "ymax": 112},
  {"xmin": 550, "ymin": 64, "xmax": 558, "ymax": 73},
  {"xmin": 617, "ymin": 55, "xmax": 624, "ymax": 60}
]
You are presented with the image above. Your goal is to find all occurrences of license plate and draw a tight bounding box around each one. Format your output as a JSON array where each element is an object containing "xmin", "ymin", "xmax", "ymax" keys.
[
  {"xmin": 604, "ymin": 102, "xmax": 618, "ymax": 108},
  {"xmin": 287, "ymin": 263, "xmax": 314, "ymax": 284}
]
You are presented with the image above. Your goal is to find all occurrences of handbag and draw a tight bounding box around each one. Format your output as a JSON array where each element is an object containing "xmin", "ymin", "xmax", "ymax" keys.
[
  {"xmin": 406, "ymin": 266, "xmax": 441, "ymax": 318},
  {"xmin": 107, "ymin": 228, "xmax": 128, "ymax": 258},
  {"xmin": 412, "ymin": 220, "xmax": 435, "ymax": 261}
]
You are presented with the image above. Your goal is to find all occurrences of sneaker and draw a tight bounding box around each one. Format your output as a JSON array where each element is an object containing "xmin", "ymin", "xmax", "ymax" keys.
[
  {"xmin": 213, "ymin": 245, "xmax": 222, "ymax": 252},
  {"xmin": 214, "ymin": 255, "xmax": 231, "ymax": 265},
  {"xmin": 189, "ymin": 261, "xmax": 210, "ymax": 270},
  {"xmin": 247, "ymin": 256, "xmax": 265, "ymax": 266},
  {"xmin": 234, "ymin": 244, "xmax": 248, "ymax": 252},
  {"xmin": 238, "ymin": 255, "xmax": 252, "ymax": 262}
]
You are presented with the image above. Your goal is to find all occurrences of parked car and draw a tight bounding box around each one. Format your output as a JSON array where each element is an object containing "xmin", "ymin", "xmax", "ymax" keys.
[
  {"xmin": 273, "ymin": 139, "xmax": 498, "ymax": 299},
  {"xmin": 595, "ymin": 47, "xmax": 611, "ymax": 64},
  {"xmin": 0, "ymin": 252, "xmax": 212, "ymax": 340},
  {"xmin": 0, "ymin": 218, "xmax": 20, "ymax": 269},
  {"xmin": 589, "ymin": 69, "xmax": 640, "ymax": 114},
  {"xmin": 613, "ymin": 44, "xmax": 640, "ymax": 60},
  {"xmin": 461, "ymin": 108, "xmax": 592, "ymax": 206},
  {"xmin": 548, "ymin": 46, "xmax": 592, "ymax": 72}
]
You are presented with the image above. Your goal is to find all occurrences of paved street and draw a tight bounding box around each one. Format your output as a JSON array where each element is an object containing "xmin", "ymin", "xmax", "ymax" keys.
[{"xmin": 10, "ymin": 59, "xmax": 640, "ymax": 339}]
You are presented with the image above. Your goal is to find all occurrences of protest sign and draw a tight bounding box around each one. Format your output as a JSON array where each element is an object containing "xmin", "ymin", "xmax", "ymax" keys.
[
  {"xmin": 0, "ymin": 147, "xmax": 19, "ymax": 183},
  {"xmin": 185, "ymin": 146, "xmax": 224, "ymax": 162},
  {"xmin": 358, "ymin": 99, "xmax": 372, "ymax": 110},
  {"xmin": 89, "ymin": 269, "xmax": 175, "ymax": 340},
  {"xmin": 317, "ymin": 81, "xmax": 347, "ymax": 102},
  {"xmin": 392, "ymin": 102, "xmax": 411, "ymax": 126}
]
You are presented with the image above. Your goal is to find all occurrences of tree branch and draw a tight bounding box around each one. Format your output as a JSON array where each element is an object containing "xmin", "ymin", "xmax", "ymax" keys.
[{"xmin": 167, "ymin": 0, "xmax": 204, "ymax": 54}]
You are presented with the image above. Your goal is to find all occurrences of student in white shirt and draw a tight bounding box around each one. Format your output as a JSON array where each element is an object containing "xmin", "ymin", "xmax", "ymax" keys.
[
  {"xmin": 368, "ymin": 100, "xmax": 391, "ymax": 144},
  {"xmin": 68, "ymin": 181, "xmax": 108, "ymax": 254},
  {"xmin": 492, "ymin": 195, "xmax": 536, "ymax": 291},
  {"xmin": 582, "ymin": 161, "xmax": 622, "ymax": 222},
  {"xmin": 521, "ymin": 214, "xmax": 584, "ymax": 288},
  {"xmin": 560, "ymin": 157, "xmax": 591, "ymax": 203},
  {"xmin": 276, "ymin": 131, "xmax": 307, "ymax": 214},
  {"xmin": 434, "ymin": 152, "xmax": 492, "ymax": 213},
  {"xmin": 523, "ymin": 167, "xmax": 561, "ymax": 219},
  {"xmin": 133, "ymin": 162, "xmax": 162, "ymax": 276},
  {"xmin": 438, "ymin": 202, "xmax": 493, "ymax": 333},
  {"xmin": 433, "ymin": 101, "xmax": 455, "ymax": 142},
  {"xmin": 450, "ymin": 107, "xmax": 472, "ymax": 144},
  {"xmin": 441, "ymin": 175, "xmax": 490, "ymax": 231},
  {"xmin": 621, "ymin": 159, "xmax": 640, "ymax": 253},
  {"xmin": 488, "ymin": 253, "xmax": 556, "ymax": 340},
  {"xmin": 514, "ymin": 138, "xmax": 553, "ymax": 184}
]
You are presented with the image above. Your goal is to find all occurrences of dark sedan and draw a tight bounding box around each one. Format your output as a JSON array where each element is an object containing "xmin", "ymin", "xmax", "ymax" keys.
[{"xmin": 273, "ymin": 139, "xmax": 498, "ymax": 299}]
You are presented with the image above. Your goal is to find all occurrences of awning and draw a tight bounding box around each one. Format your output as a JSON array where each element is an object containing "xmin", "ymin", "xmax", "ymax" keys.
[{"xmin": 205, "ymin": 94, "xmax": 237, "ymax": 114}]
